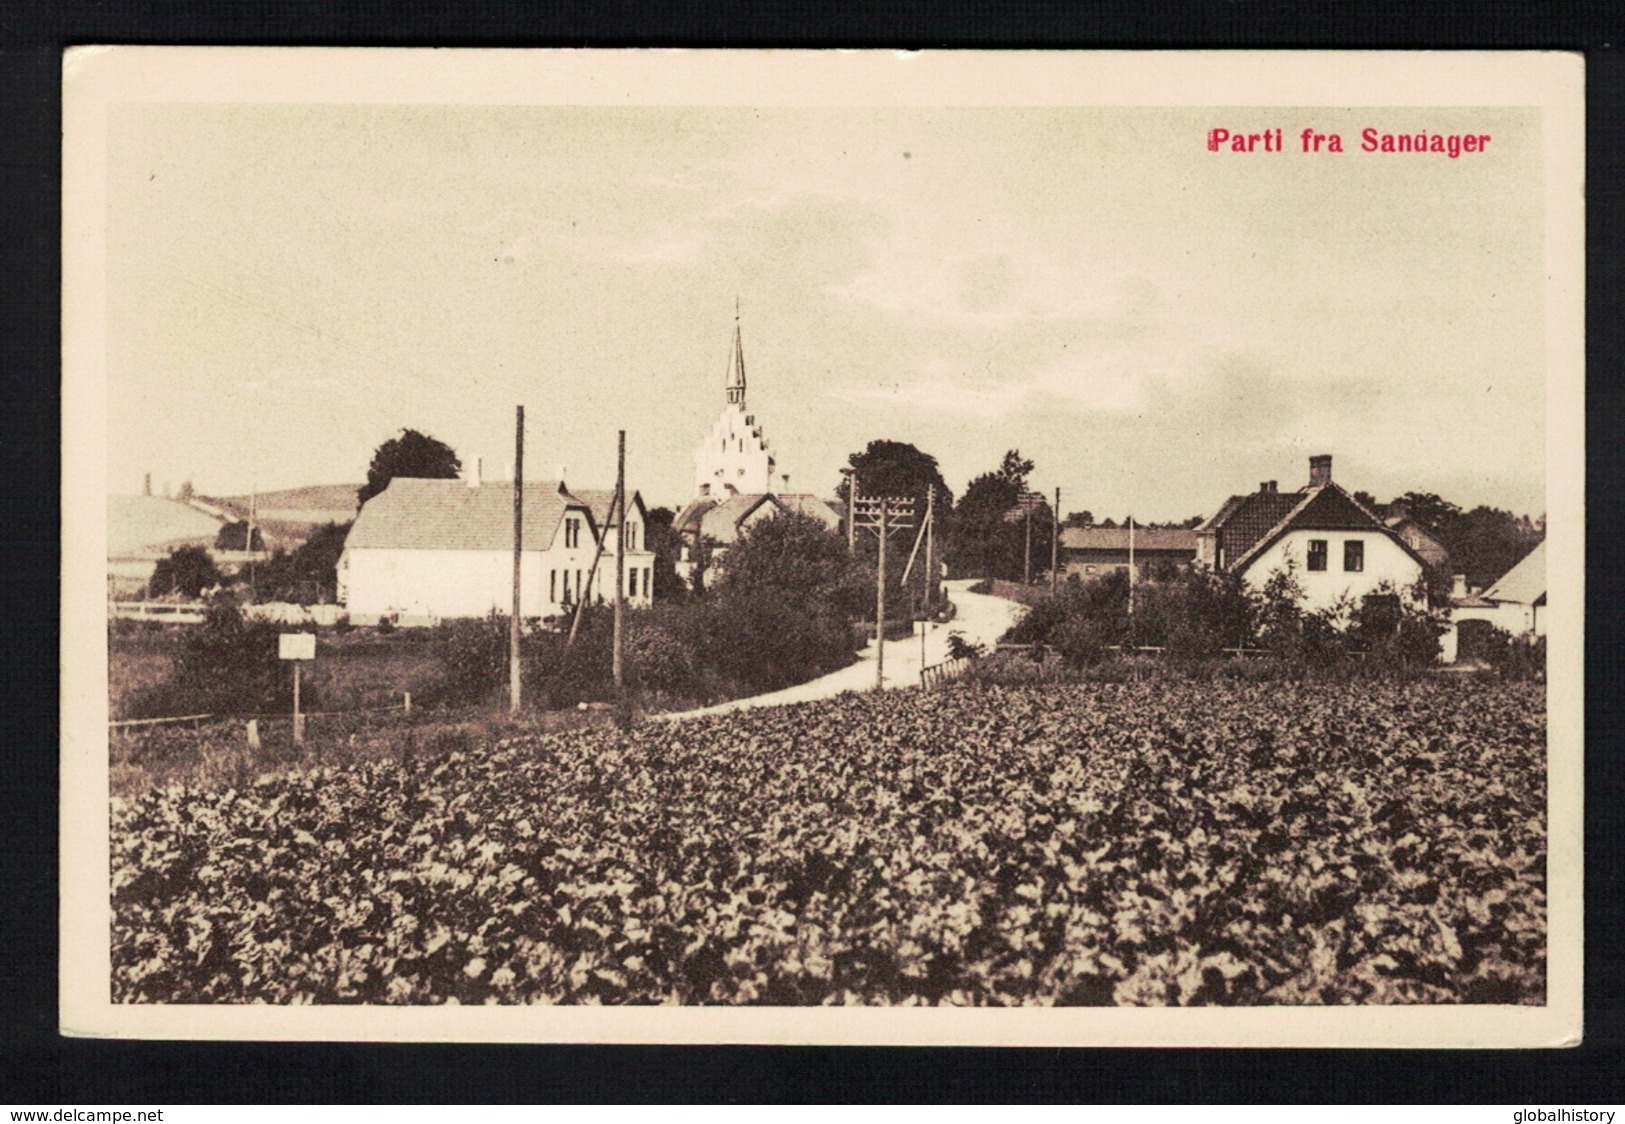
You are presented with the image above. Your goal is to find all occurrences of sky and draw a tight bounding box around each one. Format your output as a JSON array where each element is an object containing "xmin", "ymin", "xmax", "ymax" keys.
[{"xmin": 104, "ymin": 101, "xmax": 1547, "ymax": 520}]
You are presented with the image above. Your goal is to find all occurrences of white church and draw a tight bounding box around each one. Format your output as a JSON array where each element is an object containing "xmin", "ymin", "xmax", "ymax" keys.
[{"xmin": 673, "ymin": 314, "xmax": 843, "ymax": 587}]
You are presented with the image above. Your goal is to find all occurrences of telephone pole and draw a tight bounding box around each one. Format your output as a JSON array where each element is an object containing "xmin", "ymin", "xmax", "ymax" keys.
[
  {"xmin": 1024, "ymin": 504, "xmax": 1032, "ymax": 585},
  {"xmin": 924, "ymin": 485, "xmax": 936, "ymax": 610},
  {"xmin": 854, "ymin": 492, "xmax": 915, "ymax": 690},
  {"xmin": 1050, "ymin": 486, "xmax": 1060, "ymax": 593},
  {"xmin": 876, "ymin": 498, "xmax": 887, "ymax": 687},
  {"xmin": 510, "ymin": 405, "xmax": 524, "ymax": 715}
]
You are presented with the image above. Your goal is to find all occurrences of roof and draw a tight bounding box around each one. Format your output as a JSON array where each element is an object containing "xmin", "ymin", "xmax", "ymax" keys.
[
  {"xmin": 1211, "ymin": 491, "xmax": 1305, "ymax": 565},
  {"xmin": 774, "ymin": 494, "xmax": 844, "ymax": 524},
  {"xmin": 1196, "ymin": 494, "xmax": 1249, "ymax": 535},
  {"xmin": 346, "ymin": 478, "xmax": 611, "ymax": 552},
  {"xmin": 1060, "ymin": 526, "xmax": 1198, "ymax": 553},
  {"xmin": 677, "ymin": 492, "xmax": 843, "ymax": 546},
  {"xmin": 1228, "ymin": 484, "xmax": 1429, "ymax": 575},
  {"xmin": 563, "ymin": 486, "xmax": 646, "ymax": 528},
  {"xmin": 107, "ymin": 495, "xmax": 227, "ymax": 557},
  {"xmin": 1483, "ymin": 541, "xmax": 1545, "ymax": 606}
]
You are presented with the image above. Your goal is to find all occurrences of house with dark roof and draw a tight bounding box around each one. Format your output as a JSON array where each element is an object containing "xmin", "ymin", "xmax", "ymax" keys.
[
  {"xmin": 337, "ymin": 462, "xmax": 654, "ymax": 623},
  {"xmin": 1382, "ymin": 512, "xmax": 1450, "ymax": 570},
  {"xmin": 673, "ymin": 491, "xmax": 844, "ymax": 586},
  {"xmin": 1195, "ymin": 454, "xmax": 1427, "ymax": 611},
  {"xmin": 1059, "ymin": 525, "xmax": 1197, "ymax": 581}
]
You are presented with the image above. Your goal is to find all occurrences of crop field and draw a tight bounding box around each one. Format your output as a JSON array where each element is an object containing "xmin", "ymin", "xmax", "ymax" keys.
[{"xmin": 112, "ymin": 678, "xmax": 1545, "ymax": 1005}]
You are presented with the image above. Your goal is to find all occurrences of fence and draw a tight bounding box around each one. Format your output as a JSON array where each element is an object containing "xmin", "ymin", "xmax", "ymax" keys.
[
  {"xmin": 109, "ymin": 602, "xmax": 208, "ymax": 625},
  {"xmin": 110, "ymin": 601, "xmax": 348, "ymax": 627},
  {"xmin": 920, "ymin": 655, "xmax": 972, "ymax": 690},
  {"xmin": 110, "ymin": 695, "xmax": 412, "ymax": 740}
]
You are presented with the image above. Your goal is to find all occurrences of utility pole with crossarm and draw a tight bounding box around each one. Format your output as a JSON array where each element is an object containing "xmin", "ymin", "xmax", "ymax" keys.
[{"xmin": 852, "ymin": 492, "xmax": 915, "ymax": 689}]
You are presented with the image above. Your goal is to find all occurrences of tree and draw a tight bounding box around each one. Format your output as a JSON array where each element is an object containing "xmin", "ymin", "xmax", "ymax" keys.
[
  {"xmin": 252, "ymin": 522, "xmax": 351, "ymax": 604},
  {"xmin": 947, "ymin": 449, "xmax": 1050, "ymax": 582},
  {"xmin": 148, "ymin": 545, "xmax": 223, "ymax": 599},
  {"xmin": 836, "ymin": 440, "xmax": 954, "ymax": 512},
  {"xmin": 713, "ymin": 510, "xmax": 872, "ymax": 621},
  {"xmin": 1389, "ymin": 491, "xmax": 1462, "ymax": 537},
  {"xmin": 1064, "ymin": 511, "xmax": 1095, "ymax": 528},
  {"xmin": 358, "ymin": 429, "xmax": 461, "ymax": 507},
  {"xmin": 836, "ymin": 440, "xmax": 953, "ymax": 608},
  {"xmin": 641, "ymin": 506, "xmax": 690, "ymax": 603},
  {"xmin": 214, "ymin": 521, "xmax": 265, "ymax": 552}
]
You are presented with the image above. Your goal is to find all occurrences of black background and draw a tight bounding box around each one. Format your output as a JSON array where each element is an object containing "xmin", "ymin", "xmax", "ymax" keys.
[{"xmin": 4, "ymin": 2, "xmax": 1622, "ymax": 1104}]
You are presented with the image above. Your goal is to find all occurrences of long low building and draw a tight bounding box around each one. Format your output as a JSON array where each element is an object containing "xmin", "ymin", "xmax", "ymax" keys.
[
  {"xmin": 1060, "ymin": 525, "xmax": 1197, "ymax": 581},
  {"xmin": 338, "ymin": 468, "xmax": 654, "ymax": 623}
]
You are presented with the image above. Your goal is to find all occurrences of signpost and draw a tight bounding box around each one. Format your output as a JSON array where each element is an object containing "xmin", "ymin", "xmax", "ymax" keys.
[{"xmin": 279, "ymin": 632, "xmax": 316, "ymax": 745}]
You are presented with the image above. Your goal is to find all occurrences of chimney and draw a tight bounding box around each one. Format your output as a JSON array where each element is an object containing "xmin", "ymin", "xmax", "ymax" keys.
[
  {"xmin": 1260, "ymin": 480, "xmax": 1277, "ymax": 494},
  {"xmin": 1309, "ymin": 454, "xmax": 1332, "ymax": 489},
  {"xmin": 781, "ymin": 473, "xmax": 790, "ymax": 493},
  {"xmin": 1451, "ymin": 574, "xmax": 1468, "ymax": 600},
  {"xmin": 465, "ymin": 455, "xmax": 482, "ymax": 489}
]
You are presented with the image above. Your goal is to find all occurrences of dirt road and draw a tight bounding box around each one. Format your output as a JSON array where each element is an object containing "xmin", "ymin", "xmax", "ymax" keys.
[{"xmin": 662, "ymin": 579, "xmax": 1023, "ymax": 721}]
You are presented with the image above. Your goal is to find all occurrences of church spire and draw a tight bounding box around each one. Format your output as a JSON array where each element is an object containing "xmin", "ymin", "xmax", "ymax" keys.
[{"xmin": 726, "ymin": 299, "xmax": 747, "ymax": 407}]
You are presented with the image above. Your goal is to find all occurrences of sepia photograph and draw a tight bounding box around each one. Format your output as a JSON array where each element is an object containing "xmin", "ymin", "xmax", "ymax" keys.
[{"xmin": 60, "ymin": 49, "xmax": 1583, "ymax": 1045}]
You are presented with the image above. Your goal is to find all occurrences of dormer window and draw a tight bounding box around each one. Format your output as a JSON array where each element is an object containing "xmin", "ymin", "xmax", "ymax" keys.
[{"xmin": 564, "ymin": 517, "xmax": 581, "ymax": 549}]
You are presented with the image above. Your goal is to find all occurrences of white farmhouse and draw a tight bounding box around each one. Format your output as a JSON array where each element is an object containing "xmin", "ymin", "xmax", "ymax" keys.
[
  {"xmin": 1195, "ymin": 454, "xmax": 1427, "ymax": 611},
  {"xmin": 1442, "ymin": 541, "xmax": 1545, "ymax": 662},
  {"xmin": 338, "ymin": 464, "xmax": 654, "ymax": 624}
]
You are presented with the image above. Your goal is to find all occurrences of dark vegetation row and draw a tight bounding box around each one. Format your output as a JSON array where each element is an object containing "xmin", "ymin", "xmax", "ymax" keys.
[{"xmin": 979, "ymin": 565, "xmax": 1543, "ymax": 679}]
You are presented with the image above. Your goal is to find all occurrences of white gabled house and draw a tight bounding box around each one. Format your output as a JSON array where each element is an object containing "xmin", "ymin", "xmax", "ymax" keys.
[
  {"xmin": 1195, "ymin": 454, "xmax": 1428, "ymax": 611},
  {"xmin": 1442, "ymin": 541, "xmax": 1545, "ymax": 662},
  {"xmin": 338, "ymin": 464, "xmax": 654, "ymax": 624}
]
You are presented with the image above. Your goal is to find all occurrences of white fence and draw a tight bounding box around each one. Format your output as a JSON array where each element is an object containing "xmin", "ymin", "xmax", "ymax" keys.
[{"xmin": 110, "ymin": 601, "xmax": 346, "ymax": 626}]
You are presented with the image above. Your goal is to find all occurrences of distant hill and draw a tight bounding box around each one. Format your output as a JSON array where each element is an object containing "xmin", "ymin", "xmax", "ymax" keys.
[
  {"xmin": 204, "ymin": 484, "xmax": 361, "ymax": 551},
  {"xmin": 107, "ymin": 495, "xmax": 226, "ymax": 558},
  {"xmin": 210, "ymin": 484, "xmax": 361, "ymax": 521}
]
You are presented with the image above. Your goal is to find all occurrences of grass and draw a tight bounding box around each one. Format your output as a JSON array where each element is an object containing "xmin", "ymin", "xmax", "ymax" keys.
[
  {"xmin": 109, "ymin": 624, "xmax": 441, "ymax": 719},
  {"xmin": 109, "ymin": 703, "xmax": 618, "ymax": 799}
]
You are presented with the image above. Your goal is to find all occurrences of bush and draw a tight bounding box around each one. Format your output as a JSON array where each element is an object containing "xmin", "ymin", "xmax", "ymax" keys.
[
  {"xmin": 125, "ymin": 595, "xmax": 297, "ymax": 717},
  {"xmin": 148, "ymin": 545, "xmax": 223, "ymax": 600},
  {"xmin": 426, "ymin": 613, "xmax": 512, "ymax": 708}
]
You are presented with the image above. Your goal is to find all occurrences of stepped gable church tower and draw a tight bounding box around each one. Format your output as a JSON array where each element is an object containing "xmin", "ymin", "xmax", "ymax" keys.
[
  {"xmin": 673, "ymin": 308, "xmax": 844, "ymax": 587},
  {"xmin": 693, "ymin": 309, "xmax": 778, "ymax": 499}
]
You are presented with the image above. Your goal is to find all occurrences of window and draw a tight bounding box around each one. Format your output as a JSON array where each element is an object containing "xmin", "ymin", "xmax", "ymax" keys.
[
  {"xmin": 628, "ymin": 568, "xmax": 639, "ymax": 598},
  {"xmin": 550, "ymin": 569, "xmax": 557, "ymax": 603},
  {"xmin": 625, "ymin": 523, "xmax": 637, "ymax": 551},
  {"xmin": 1344, "ymin": 540, "xmax": 1364, "ymax": 572},
  {"xmin": 564, "ymin": 517, "xmax": 581, "ymax": 550},
  {"xmin": 1307, "ymin": 539, "xmax": 1328, "ymax": 571}
]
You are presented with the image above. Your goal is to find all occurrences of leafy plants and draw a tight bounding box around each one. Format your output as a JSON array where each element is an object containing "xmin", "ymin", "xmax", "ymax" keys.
[{"xmin": 113, "ymin": 677, "xmax": 1544, "ymax": 1006}]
